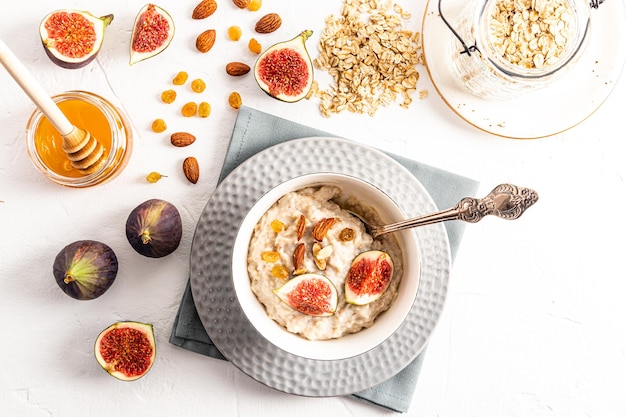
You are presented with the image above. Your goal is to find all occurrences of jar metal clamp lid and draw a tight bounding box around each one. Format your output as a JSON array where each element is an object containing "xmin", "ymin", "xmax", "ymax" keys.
[
  {"xmin": 439, "ymin": 0, "xmax": 597, "ymax": 100},
  {"xmin": 439, "ymin": 0, "xmax": 603, "ymax": 56}
]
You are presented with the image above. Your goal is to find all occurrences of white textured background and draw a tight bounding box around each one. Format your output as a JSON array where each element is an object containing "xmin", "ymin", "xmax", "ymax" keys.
[{"xmin": 1, "ymin": 1, "xmax": 625, "ymax": 416}]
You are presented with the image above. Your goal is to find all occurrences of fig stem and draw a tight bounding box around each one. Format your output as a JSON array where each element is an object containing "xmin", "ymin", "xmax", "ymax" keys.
[
  {"xmin": 64, "ymin": 274, "xmax": 76, "ymax": 284},
  {"xmin": 99, "ymin": 14, "xmax": 115, "ymax": 27},
  {"xmin": 140, "ymin": 232, "xmax": 152, "ymax": 245}
]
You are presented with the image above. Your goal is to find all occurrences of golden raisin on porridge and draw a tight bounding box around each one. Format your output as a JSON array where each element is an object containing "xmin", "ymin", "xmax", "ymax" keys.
[
  {"xmin": 271, "ymin": 264, "xmax": 289, "ymax": 279},
  {"xmin": 270, "ymin": 219, "xmax": 285, "ymax": 232},
  {"xmin": 261, "ymin": 251, "xmax": 280, "ymax": 262},
  {"xmin": 339, "ymin": 228, "xmax": 355, "ymax": 241}
]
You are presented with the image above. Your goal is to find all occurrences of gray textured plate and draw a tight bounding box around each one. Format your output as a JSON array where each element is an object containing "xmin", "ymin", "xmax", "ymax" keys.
[{"xmin": 190, "ymin": 137, "xmax": 451, "ymax": 396}]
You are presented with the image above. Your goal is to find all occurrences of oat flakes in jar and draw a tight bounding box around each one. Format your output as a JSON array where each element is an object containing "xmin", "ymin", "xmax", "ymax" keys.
[{"xmin": 446, "ymin": 0, "xmax": 591, "ymax": 100}]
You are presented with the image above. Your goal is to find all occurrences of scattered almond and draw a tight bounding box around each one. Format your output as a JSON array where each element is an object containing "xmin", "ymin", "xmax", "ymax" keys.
[
  {"xmin": 171, "ymin": 132, "xmax": 196, "ymax": 147},
  {"xmin": 296, "ymin": 215, "xmax": 306, "ymax": 240},
  {"xmin": 192, "ymin": 0, "xmax": 217, "ymax": 19},
  {"xmin": 293, "ymin": 243, "xmax": 305, "ymax": 270},
  {"xmin": 183, "ymin": 157, "xmax": 200, "ymax": 184},
  {"xmin": 226, "ymin": 62, "xmax": 251, "ymax": 76},
  {"xmin": 312, "ymin": 218, "xmax": 336, "ymax": 241},
  {"xmin": 196, "ymin": 29, "xmax": 216, "ymax": 53},
  {"xmin": 254, "ymin": 13, "xmax": 281, "ymax": 33},
  {"xmin": 232, "ymin": 0, "xmax": 250, "ymax": 8}
]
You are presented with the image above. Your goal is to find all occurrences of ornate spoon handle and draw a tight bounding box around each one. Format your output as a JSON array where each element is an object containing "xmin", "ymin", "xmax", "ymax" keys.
[{"xmin": 371, "ymin": 184, "xmax": 539, "ymax": 238}]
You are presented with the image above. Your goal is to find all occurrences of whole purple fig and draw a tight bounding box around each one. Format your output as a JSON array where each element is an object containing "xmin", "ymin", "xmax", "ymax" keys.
[
  {"xmin": 125, "ymin": 199, "xmax": 182, "ymax": 258},
  {"xmin": 53, "ymin": 240, "xmax": 118, "ymax": 300}
]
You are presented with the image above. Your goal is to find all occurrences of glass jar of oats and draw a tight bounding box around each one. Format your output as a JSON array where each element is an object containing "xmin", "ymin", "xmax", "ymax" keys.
[{"xmin": 448, "ymin": 0, "xmax": 591, "ymax": 100}]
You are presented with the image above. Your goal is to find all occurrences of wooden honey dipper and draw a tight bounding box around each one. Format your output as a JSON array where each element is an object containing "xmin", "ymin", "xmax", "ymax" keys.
[{"xmin": 0, "ymin": 38, "xmax": 105, "ymax": 174}]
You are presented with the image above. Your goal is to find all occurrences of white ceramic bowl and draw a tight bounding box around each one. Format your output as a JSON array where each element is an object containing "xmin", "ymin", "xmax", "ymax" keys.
[{"xmin": 231, "ymin": 173, "xmax": 420, "ymax": 361}]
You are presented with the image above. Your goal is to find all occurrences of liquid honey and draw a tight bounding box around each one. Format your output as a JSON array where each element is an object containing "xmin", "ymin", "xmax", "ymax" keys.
[{"xmin": 34, "ymin": 98, "xmax": 113, "ymax": 178}]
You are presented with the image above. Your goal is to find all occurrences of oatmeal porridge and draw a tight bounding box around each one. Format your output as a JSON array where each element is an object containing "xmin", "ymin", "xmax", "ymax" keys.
[{"xmin": 247, "ymin": 185, "xmax": 403, "ymax": 341}]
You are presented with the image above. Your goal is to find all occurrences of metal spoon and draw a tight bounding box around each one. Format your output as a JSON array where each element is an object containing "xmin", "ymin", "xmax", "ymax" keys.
[{"xmin": 352, "ymin": 183, "xmax": 539, "ymax": 239}]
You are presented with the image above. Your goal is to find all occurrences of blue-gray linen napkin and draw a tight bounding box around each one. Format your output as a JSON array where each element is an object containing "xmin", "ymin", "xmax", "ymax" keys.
[{"xmin": 169, "ymin": 105, "xmax": 479, "ymax": 412}]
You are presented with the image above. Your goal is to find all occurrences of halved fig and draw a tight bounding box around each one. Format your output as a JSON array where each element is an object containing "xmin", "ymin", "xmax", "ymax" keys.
[
  {"xmin": 345, "ymin": 250, "xmax": 394, "ymax": 305},
  {"xmin": 125, "ymin": 199, "xmax": 182, "ymax": 258},
  {"xmin": 129, "ymin": 4, "xmax": 175, "ymax": 65},
  {"xmin": 254, "ymin": 30, "xmax": 314, "ymax": 102},
  {"xmin": 94, "ymin": 321, "xmax": 156, "ymax": 381},
  {"xmin": 273, "ymin": 273, "xmax": 338, "ymax": 316},
  {"xmin": 53, "ymin": 240, "xmax": 118, "ymax": 300},
  {"xmin": 39, "ymin": 10, "xmax": 113, "ymax": 69}
]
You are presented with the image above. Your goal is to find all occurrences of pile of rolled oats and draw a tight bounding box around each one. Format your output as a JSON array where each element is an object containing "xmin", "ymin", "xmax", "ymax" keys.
[
  {"xmin": 489, "ymin": 0, "xmax": 574, "ymax": 69},
  {"xmin": 308, "ymin": 0, "xmax": 422, "ymax": 117}
]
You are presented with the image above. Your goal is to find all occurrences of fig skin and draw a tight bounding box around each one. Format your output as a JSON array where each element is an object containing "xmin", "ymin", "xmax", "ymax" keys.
[
  {"xmin": 125, "ymin": 199, "xmax": 182, "ymax": 258},
  {"xmin": 94, "ymin": 321, "xmax": 156, "ymax": 381},
  {"xmin": 273, "ymin": 273, "xmax": 338, "ymax": 316},
  {"xmin": 345, "ymin": 250, "xmax": 394, "ymax": 305},
  {"xmin": 254, "ymin": 30, "xmax": 314, "ymax": 102},
  {"xmin": 129, "ymin": 4, "xmax": 175, "ymax": 65},
  {"xmin": 39, "ymin": 10, "xmax": 114, "ymax": 69},
  {"xmin": 53, "ymin": 240, "xmax": 118, "ymax": 300}
]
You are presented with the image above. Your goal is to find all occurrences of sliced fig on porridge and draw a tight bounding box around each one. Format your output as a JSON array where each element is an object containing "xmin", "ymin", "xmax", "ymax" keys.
[
  {"xmin": 345, "ymin": 250, "xmax": 394, "ymax": 305},
  {"xmin": 273, "ymin": 273, "xmax": 338, "ymax": 316}
]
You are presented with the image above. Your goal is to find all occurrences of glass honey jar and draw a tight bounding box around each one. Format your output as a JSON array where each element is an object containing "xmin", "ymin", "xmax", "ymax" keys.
[{"xmin": 25, "ymin": 90, "xmax": 132, "ymax": 187}]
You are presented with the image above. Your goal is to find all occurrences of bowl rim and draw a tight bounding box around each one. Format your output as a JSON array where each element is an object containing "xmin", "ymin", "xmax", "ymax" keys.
[{"xmin": 231, "ymin": 172, "xmax": 421, "ymax": 361}]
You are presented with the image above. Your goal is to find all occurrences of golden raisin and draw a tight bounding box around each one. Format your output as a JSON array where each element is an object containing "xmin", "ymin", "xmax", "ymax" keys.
[
  {"xmin": 173, "ymin": 71, "xmax": 188, "ymax": 85},
  {"xmin": 227, "ymin": 26, "xmax": 242, "ymax": 41},
  {"xmin": 248, "ymin": 37, "xmax": 262, "ymax": 54},
  {"xmin": 191, "ymin": 78, "xmax": 206, "ymax": 93},
  {"xmin": 270, "ymin": 219, "xmax": 285, "ymax": 233},
  {"xmin": 228, "ymin": 92, "xmax": 242, "ymax": 109},
  {"xmin": 181, "ymin": 102, "xmax": 198, "ymax": 117},
  {"xmin": 198, "ymin": 102, "xmax": 211, "ymax": 118},
  {"xmin": 271, "ymin": 265, "xmax": 289, "ymax": 280},
  {"xmin": 261, "ymin": 251, "xmax": 280, "ymax": 263},
  {"xmin": 161, "ymin": 89, "xmax": 177, "ymax": 104},
  {"xmin": 151, "ymin": 118, "xmax": 167, "ymax": 132},
  {"xmin": 146, "ymin": 172, "xmax": 167, "ymax": 183},
  {"xmin": 248, "ymin": 0, "xmax": 262, "ymax": 11},
  {"xmin": 339, "ymin": 228, "xmax": 356, "ymax": 242}
]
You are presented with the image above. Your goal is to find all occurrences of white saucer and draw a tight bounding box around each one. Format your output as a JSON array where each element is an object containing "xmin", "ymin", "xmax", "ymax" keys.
[{"xmin": 422, "ymin": 0, "xmax": 626, "ymax": 139}]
